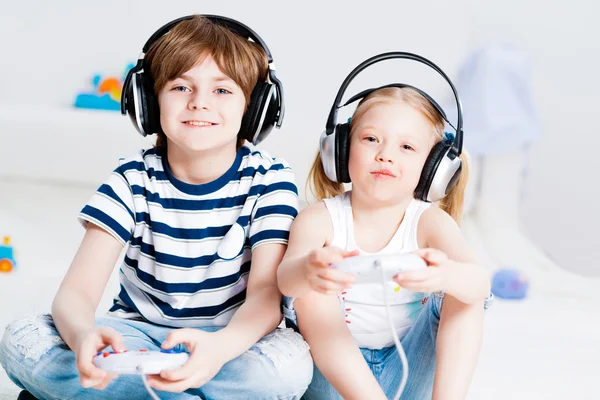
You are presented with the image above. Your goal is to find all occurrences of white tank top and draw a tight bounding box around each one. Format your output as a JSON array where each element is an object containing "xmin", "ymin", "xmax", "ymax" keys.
[{"xmin": 323, "ymin": 191, "xmax": 432, "ymax": 349}]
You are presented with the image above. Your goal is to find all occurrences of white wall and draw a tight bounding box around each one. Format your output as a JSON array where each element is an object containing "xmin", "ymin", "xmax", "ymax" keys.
[
  {"xmin": 466, "ymin": 0, "xmax": 600, "ymax": 275},
  {"xmin": 0, "ymin": 0, "xmax": 598, "ymax": 275}
]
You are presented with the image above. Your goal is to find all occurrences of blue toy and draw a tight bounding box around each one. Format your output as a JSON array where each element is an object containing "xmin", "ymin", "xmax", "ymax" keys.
[
  {"xmin": 491, "ymin": 268, "xmax": 529, "ymax": 299},
  {"xmin": 0, "ymin": 236, "xmax": 17, "ymax": 273},
  {"xmin": 74, "ymin": 63, "xmax": 134, "ymax": 111}
]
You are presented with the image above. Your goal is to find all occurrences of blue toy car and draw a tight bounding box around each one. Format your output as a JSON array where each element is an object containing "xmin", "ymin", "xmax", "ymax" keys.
[{"xmin": 0, "ymin": 236, "xmax": 16, "ymax": 273}]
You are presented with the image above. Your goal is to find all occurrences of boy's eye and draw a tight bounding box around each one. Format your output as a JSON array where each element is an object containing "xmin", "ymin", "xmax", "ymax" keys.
[
  {"xmin": 174, "ymin": 86, "xmax": 190, "ymax": 92},
  {"xmin": 364, "ymin": 136, "xmax": 378, "ymax": 143},
  {"xmin": 402, "ymin": 144, "xmax": 415, "ymax": 151},
  {"xmin": 215, "ymin": 88, "xmax": 232, "ymax": 95}
]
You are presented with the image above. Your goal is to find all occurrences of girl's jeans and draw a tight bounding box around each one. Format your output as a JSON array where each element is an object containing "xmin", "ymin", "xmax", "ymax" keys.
[
  {"xmin": 283, "ymin": 292, "xmax": 493, "ymax": 400},
  {"xmin": 0, "ymin": 314, "xmax": 313, "ymax": 400}
]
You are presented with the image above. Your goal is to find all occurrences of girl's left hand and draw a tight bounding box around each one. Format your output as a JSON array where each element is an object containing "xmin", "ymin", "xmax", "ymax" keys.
[
  {"xmin": 146, "ymin": 329, "xmax": 228, "ymax": 392},
  {"xmin": 393, "ymin": 248, "xmax": 456, "ymax": 293}
]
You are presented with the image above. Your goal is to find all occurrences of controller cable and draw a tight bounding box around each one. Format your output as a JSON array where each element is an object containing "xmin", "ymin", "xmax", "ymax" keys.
[
  {"xmin": 377, "ymin": 259, "xmax": 408, "ymax": 400},
  {"xmin": 136, "ymin": 365, "xmax": 162, "ymax": 400}
]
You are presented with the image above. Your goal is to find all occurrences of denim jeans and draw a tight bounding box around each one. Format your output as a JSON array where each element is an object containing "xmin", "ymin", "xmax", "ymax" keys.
[
  {"xmin": 283, "ymin": 292, "xmax": 493, "ymax": 400},
  {"xmin": 0, "ymin": 314, "xmax": 313, "ymax": 400}
]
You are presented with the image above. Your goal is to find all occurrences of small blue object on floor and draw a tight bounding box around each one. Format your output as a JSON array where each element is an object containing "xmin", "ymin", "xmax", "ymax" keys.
[{"xmin": 491, "ymin": 268, "xmax": 529, "ymax": 299}]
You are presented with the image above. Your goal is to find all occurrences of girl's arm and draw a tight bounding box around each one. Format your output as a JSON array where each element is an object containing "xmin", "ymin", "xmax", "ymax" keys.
[
  {"xmin": 277, "ymin": 202, "xmax": 331, "ymax": 298},
  {"xmin": 278, "ymin": 202, "xmax": 385, "ymax": 399},
  {"xmin": 412, "ymin": 206, "xmax": 489, "ymax": 400},
  {"xmin": 52, "ymin": 223, "xmax": 124, "ymax": 351},
  {"xmin": 416, "ymin": 206, "xmax": 491, "ymax": 303}
]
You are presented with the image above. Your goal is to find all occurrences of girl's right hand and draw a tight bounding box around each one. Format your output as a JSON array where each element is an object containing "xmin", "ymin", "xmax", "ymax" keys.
[
  {"xmin": 305, "ymin": 247, "xmax": 359, "ymax": 295},
  {"xmin": 74, "ymin": 326, "xmax": 126, "ymax": 389}
]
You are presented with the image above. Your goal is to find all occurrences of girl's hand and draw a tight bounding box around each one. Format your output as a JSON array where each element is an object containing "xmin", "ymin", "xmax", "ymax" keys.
[
  {"xmin": 393, "ymin": 248, "xmax": 457, "ymax": 293},
  {"xmin": 305, "ymin": 247, "xmax": 359, "ymax": 295},
  {"xmin": 146, "ymin": 329, "xmax": 228, "ymax": 392},
  {"xmin": 74, "ymin": 327, "xmax": 125, "ymax": 389}
]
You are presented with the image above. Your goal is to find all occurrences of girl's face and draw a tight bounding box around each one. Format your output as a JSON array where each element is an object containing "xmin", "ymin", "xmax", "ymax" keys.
[{"xmin": 348, "ymin": 101, "xmax": 436, "ymax": 204}]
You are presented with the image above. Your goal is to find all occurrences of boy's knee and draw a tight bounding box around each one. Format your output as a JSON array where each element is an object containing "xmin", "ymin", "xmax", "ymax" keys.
[
  {"xmin": 1, "ymin": 314, "xmax": 64, "ymax": 364},
  {"xmin": 246, "ymin": 328, "xmax": 313, "ymax": 397}
]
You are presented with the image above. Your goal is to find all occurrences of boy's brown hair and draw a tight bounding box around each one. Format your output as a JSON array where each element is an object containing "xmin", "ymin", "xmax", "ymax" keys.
[{"xmin": 145, "ymin": 15, "xmax": 269, "ymax": 153}]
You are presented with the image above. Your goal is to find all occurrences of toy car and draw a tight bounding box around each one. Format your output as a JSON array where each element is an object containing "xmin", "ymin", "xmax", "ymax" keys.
[{"xmin": 0, "ymin": 236, "xmax": 16, "ymax": 273}]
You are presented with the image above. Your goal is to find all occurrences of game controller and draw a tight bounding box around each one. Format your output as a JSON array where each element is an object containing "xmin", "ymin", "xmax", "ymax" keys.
[
  {"xmin": 93, "ymin": 349, "xmax": 190, "ymax": 375},
  {"xmin": 333, "ymin": 253, "xmax": 427, "ymax": 283}
]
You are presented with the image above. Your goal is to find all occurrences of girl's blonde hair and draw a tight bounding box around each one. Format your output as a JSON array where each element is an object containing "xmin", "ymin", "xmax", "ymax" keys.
[
  {"xmin": 307, "ymin": 87, "xmax": 470, "ymax": 225},
  {"xmin": 145, "ymin": 15, "xmax": 269, "ymax": 154}
]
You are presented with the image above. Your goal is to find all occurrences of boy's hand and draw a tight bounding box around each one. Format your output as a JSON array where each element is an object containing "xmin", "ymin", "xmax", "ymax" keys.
[
  {"xmin": 146, "ymin": 329, "xmax": 228, "ymax": 392},
  {"xmin": 393, "ymin": 248, "xmax": 457, "ymax": 293},
  {"xmin": 305, "ymin": 247, "xmax": 359, "ymax": 295},
  {"xmin": 74, "ymin": 326, "xmax": 125, "ymax": 389}
]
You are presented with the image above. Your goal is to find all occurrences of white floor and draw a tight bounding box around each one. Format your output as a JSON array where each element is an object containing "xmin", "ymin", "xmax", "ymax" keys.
[{"xmin": 1, "ymin": 179, "xmax": 599, "ymax": 399}]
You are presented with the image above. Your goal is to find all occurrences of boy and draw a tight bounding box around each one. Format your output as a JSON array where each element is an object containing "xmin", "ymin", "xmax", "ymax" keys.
[{"xmin": 0, "ymin": 15, "xmax": 312, "ymax": 400}]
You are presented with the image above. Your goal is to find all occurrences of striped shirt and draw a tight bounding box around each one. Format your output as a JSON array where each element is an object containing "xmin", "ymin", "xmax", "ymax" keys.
[{"xmin": 79, "ymin": 146, "xmax": 298, "ymax": 328}]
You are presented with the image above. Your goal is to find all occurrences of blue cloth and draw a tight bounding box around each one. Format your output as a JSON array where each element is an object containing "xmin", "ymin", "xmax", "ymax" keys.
[
  {"xmin": 0, "ymin": 314, "xmax": 313, "ymax": 399},
  {"xmin": 284, "ymin": 293, "xmax": 493, "ymax": 399},
  {"xmin": 444, "ymin": 43, "xmax": 541, "ymax": 156}
]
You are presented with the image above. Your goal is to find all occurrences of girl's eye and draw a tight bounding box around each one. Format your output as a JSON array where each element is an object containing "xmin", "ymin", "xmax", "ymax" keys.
[
  {"xmin": 402, "ymin": 144, "xmax": 415, "ymax": 151},
  {"xmin": 174, "ymin": 86, "xmax": 190, "ymax": 92},
  {"xmin": 215, "ymin": 88, "xmax": 232, "ymax": 95},
  {"xmin": 365, "ymin": 136, "xmax": 378, "ymax": 143}
]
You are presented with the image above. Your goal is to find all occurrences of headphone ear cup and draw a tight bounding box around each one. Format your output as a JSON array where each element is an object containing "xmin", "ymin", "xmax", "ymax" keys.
[
  {"xmin": 415, "ymin": 141, "xmax": 450, "ymax": 201},
  {"xmin": 126, "ymin": 72, "xmax": 160, "ymax": 137},
  {"xmin": 124, "ymin": 72, "xmax": 143, "ymax": 136},
  {"xmin": 335, "ymin": 123, "xmax": 351, "ymax": 183},
  {"xmin": 240, "ymin": 83, "xmax": 276, "ymax": 145},
  {"xmin": 139, "ymin": 73, "xmax": 161, "ymax": 136}
]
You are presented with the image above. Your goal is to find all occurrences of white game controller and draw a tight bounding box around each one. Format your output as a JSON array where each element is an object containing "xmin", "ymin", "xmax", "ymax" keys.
[
  {"xmin": 93, "ymin": 349, "xmax": 190, "ymax": 375},
  {"xmin": 333, "ymin": 253, "xmax": 427, "ymax": 283}
]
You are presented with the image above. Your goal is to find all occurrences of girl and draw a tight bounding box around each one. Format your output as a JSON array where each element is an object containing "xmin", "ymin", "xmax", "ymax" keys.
[{"xmin": 277, "ymin": 86, "xmax": 491, "ymax": 400}]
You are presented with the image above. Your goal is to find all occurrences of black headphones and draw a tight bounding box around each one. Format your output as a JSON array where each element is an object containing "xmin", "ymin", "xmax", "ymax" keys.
[
  {"xmin": 121, "ymin": 14, "xmax": 284, "ymax": 145},
  {"xmin": 320, "ymin": 52, "xmax": 464, "ymax": 203}
]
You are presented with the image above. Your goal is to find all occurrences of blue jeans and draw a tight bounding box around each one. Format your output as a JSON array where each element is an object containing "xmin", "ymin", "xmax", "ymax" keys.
[
  {"xmin": 284, "ymin": 292, "xmax": 493, "ymax": 400},
  {"xmin": 0, "ymin": 314, "xmax": 313, "ymax": 399}
]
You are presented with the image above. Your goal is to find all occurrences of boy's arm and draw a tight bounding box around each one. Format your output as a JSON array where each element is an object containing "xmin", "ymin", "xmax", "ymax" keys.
[
  {"xmin": 294, "ymin": 292, "xmax": 387, "ymax": 400},
  {"xmin": 211, "ymin": 241, "xmax": 286, "ymax": 362},
  {"xmin": 52, "ymin": 223, "xmax": 124, "ymax": 350},
  {"xmin": 418, "ymin": 206, "xmax": 491, "ymax": 303}
]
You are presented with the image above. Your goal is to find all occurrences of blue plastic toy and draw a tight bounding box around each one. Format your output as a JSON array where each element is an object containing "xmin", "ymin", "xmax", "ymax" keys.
[
  {"xmin": 74, "ymin": 63, "xmax": 134, "ymax": 111},
  {"xmin": 491, "ymin": 268, "xmax": 529, "ymax": 299},
  {"xmin": 0, "ymin": 236, "xmax": 16, "ymax": 273}
]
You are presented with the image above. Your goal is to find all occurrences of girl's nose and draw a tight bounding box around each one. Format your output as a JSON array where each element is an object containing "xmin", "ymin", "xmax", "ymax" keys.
[{"xmin": 376, "ymin": 147, "xmax": 394, "ymax": 163}]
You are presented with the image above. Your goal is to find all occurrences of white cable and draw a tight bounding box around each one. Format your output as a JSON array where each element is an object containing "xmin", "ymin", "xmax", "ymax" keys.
[
  {"xmin": 137, "ymin": 366, "xmax": 162, "ymax": 400},
  {"xmin": 377, "ymin": 260, "xmax": 408, "ymax": 400}
]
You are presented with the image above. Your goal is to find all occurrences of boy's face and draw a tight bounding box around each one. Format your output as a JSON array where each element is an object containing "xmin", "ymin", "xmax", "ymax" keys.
[{"xmin": 157, "ymin": 54, "xmax": 246, "ymax": 154}]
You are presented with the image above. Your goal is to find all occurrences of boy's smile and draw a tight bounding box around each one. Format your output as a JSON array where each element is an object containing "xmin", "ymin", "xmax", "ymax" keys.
[{"xmin": 182, "ymin": 120, "xmax": 218, "ymax": 127}]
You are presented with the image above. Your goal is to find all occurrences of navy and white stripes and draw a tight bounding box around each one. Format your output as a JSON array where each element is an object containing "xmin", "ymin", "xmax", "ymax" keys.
[{"xmin": 79, "ymin": 146, "xmax": 298, "ymax": 327}]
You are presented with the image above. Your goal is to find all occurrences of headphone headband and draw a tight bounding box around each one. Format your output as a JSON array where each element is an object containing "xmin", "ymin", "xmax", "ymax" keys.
[
  {"xmin": 141, "ymin": 15, "xmax": 274, "ymax": 62},
  {"xmin": 121, "ymin": 14, "xmax": 284, "ymax": 128},
  {"xmin": 325, "ymin": 52, "xmax": 463, "ymax": 157}
]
